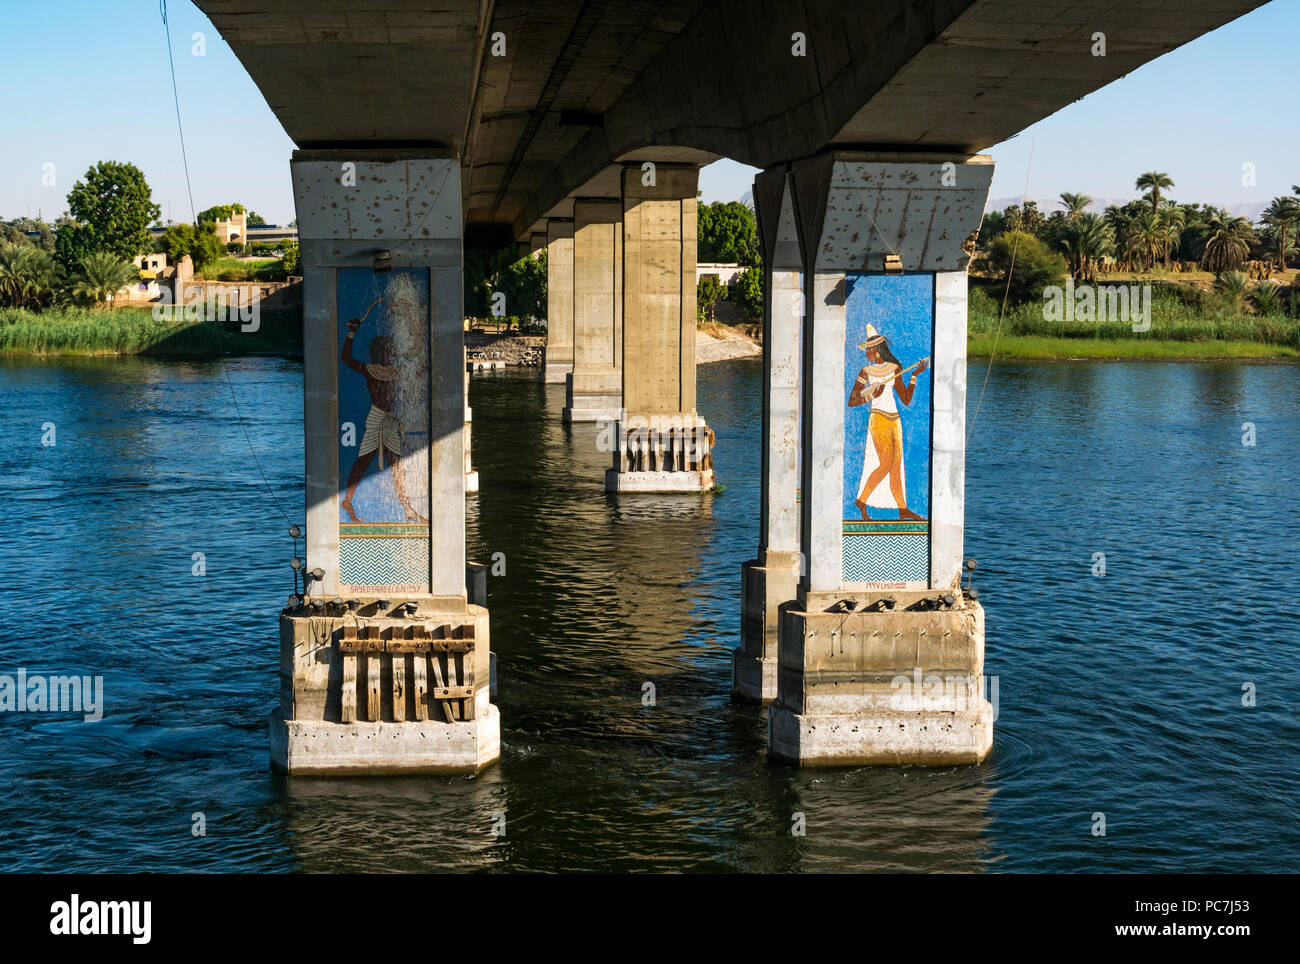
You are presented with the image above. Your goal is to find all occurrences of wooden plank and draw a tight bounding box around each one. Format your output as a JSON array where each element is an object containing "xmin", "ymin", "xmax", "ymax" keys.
[
  {"xmin": 366, "ymin": 653, "xmax": 381, "ymax": 721},
  {"xmin": 392, "ymin": 653, "xmax": 407, "ymax": 722},
  {"xmin": 341, "ymin": 653, "xmax": 357, "ymax": 723},
  {"xmin": 430, "ymin": 639, "xmax": 472, "ymax": 653},
  {"xmin": 431, "ymin": 685, "xmax": 474, "ymax": 700},
  {"xmin": 461, "ymin": 655, "xmax": 475, "ymax": 721},
  {"xmin": 412, "ymin": 655, "xmax": 428, "ymax": 721},
  {"xmin": 429, "ymin": 651, "xmax": 454, "ymax": 723}
]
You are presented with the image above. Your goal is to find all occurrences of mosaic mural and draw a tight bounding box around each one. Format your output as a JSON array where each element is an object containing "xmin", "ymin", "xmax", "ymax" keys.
[
  {"xmin": 842, "ymin": 273, "xmax": 933, "ymax": 589},
  {"xmin": 337, "ymin": 267, "xmax": 431, "ymax": 592}
]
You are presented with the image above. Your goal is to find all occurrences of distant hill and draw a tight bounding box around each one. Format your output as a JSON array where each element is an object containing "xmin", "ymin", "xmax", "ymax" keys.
[{"xmin": 985, "ymin": 195, "xmax": 1268, "ymax": 223}]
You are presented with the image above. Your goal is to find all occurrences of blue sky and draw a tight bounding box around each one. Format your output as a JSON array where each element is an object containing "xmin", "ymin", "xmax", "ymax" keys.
[{"xmin": 2, "ymin": 1, "xmax": 1295, "ymax": 225}]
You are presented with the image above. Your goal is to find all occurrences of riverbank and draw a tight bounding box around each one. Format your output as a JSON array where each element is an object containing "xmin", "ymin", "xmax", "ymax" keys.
[
  {"xmin": 967, "ymin": 283, "xmax": 1300, "ymax": 361},
  {"xmin": 968, "ymin": 334, "xmax": 1299, "ymax": 361},
  {"xmin": 697, "ymin": 322, "xmax": 761, "ymax": 362},
  {"xmin": 6, "ymin": 297, "xmax": 1298, "ymax": 363},
  {"xmin": 0, "ymin": 307, "xmax": 302, "ymax": 357}
]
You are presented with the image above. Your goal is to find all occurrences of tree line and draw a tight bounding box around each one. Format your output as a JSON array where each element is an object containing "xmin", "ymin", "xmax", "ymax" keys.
[
  {"xmin": 977, "ymin": 171, "xmax": 1299, "ymax": 313},
  {"xmin": 0, "ymin": 160, "xmax": 296, "ymax": 312}
]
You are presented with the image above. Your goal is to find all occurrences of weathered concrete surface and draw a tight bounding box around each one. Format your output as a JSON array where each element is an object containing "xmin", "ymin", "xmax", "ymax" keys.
[
  {"xmin": 539, "ymin": 219, "xmax": 574, "ymax": 383},
  {"xmin": 465, "ymin": 366, "xmax": 479, "ymax": 494},
  {"xmin": 792, "ymin": 152, "xmax": 993, "ymax": 596},
  {"xmin": 734, "ymin": 551, "xmax": 799, "ymax": 703},
  {"xmin": 271, "ymin": 602, "xmax": 499, "ymax": 775},
  {"xmin": 733, "ymin": 168, "xmax": 801, "ymax": 702},
  {"xmin": 271, "ymin": 707, "xmax": 501, "ymax": 775},
  {"xmin": 564, "ymin": 198, "xmax": 622, "ymax": 422},
  {"xmin": 768, "ymin": 593, "xmax": 993, "ymax": 766},
  {"xmin": 621, "ymin": 164, "xmax": 697, "ymax": 416},
  {"xmin": 604, "ymin": 164, "xmax": 713, "ymax": 493},
  {"xmin": 291, "ymin": 150, "xmax": 467, "ymax": 605},
  {"xmin": 198, "ymin": 1, "xmax": 1265, "ymax": 243},
  {"xmin": 605, "ymin": 467, "xmax": 713, "ymax": 493}
]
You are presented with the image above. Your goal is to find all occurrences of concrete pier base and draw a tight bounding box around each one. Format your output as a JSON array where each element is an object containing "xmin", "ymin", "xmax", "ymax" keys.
[
  {"xmin": 272, "ymin": 599, "xmax": 500, "ymax": 776},
  {"xmin": 563, "ymin": 371, "xmax": 621, "ymax": 423},
  {"xmin": 604, "ymin": 413, "xmax": 714, "ymax": 493},
  {"xmin": 733, "ymin": 551, "xmax": 800, "ymax": 703},
  {"xmin": 767, "ymin": 591, "xmax": 993, "ymax": 766},
  {"xmin": 538, "ymin": 357, "xmax": 572, "ymax": 384},
  {"xmin": 767, "ymin": 700, "xmax": 992, "ymax": 766},
  {"xmin": 270, "ymin": 704, "xmax": 500, "ymax": 776},
  {"xmin": 604, "ymin": 467, "xmax": 713, "ymax": 492}
]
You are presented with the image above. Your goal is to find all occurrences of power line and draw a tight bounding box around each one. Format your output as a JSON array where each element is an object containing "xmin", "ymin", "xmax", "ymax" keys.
[
  {"xmin": 159, "ymin": 0, "xmax": 294, "ymax": 528},
  {"xmin": 160, "ymin": 0, "xmax": 196, "ymax": 223},
  {"xmin": 967, "ymin": 129, "xmax": 1036, "ymax": 446}
]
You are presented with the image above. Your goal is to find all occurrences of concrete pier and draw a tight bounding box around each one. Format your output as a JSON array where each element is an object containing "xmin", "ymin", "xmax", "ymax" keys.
[
  {"xmin": 272, "ymin": 150, "xmax": 499, "ymax": 775},
  {"xmin": 539, "ymin": 219, "xmax": 574, "ymax": 384},
  {"xmin": 765, "ymin": 152, "xmax": 995, "ymax": 765},
  {"xmin": 464, "ymin": 366, "xmax": 479, "ymax": 494},
  {"xmin": 563, "ymin": 199, "xmax": 622, "ymax": 423},
  {"xmin": 605, "ymin": 164, "xmax": 713, "ymax": 493},
  {"xmin": 735, "ymin": 168, "xmax": 802, "ymax": 703}
]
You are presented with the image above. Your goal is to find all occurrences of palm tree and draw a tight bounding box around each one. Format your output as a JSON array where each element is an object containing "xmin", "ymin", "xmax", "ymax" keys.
[
  {"xmin": 0, "ymin": 243, "xmax": 55, "ymax": 309},
  {"xmin": 1253, "ymin": 280, "xmax": 1283, "ymax": 315},
  {"xmin": 1059, "ymin": 192, "xmax": 1093, "ymax": 221},
  {"xmin": 1135, "ymin": 171, "xmax": 1175, "ymax": 214},
  {"xmin": 1215, "ymin": 270, "xmax": 1249, "ymax": 309},
  {"xmin": 1261, "ymin": 195, "xmax": 1300, "ymax": 272},
  {"xmin": 1057, "ymin": 213, "xmax": 1115, "ymax": 281},
  {"xmin": 1201, "ymin": 215, "xmax": 1254, "ymax": 277},
  {"xmin": 1158, "ymin": 206, "xmax": 1186, "ymax": 271},
  {"xmin": 73, "ymin": 251, "xmax": 138, "ymax": 307},
  {"xmin": 1126, "ymin": 210, "xmax": 1164, "ymax": 272}
]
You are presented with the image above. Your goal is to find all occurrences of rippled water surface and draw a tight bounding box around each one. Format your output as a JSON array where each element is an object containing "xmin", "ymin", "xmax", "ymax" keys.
[{"xmin": 0, "ymin": 355, "xmax": 1296, "ymax": 873}]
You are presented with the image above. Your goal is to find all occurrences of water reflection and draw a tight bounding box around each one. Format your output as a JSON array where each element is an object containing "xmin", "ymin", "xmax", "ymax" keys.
[{"xmin": 0, "ymin": 356, "xmax": 1296, "ymax": 872}]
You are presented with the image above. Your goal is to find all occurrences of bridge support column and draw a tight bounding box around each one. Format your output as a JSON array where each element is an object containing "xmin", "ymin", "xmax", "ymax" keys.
[
  {"xmin": 272, "ymin": 150, "xmax": 499, "ymax": 775},
  {"xmin": 539, "ymin": 219, "xmax": 574, "ymax": 383},
  {"xmin": 735, "ymin": 168, "xmax": 801, "ymax": 703},
  {"xmin": 606, "ymin": 164, "xmax": 713, "ymax": 493},
  {"xmin": 767, "ymin": 152, "xmax": 995, "ymax": 765},
  {"xmin": 563, "ymin": 199, "xmax": 622, "ymax": 422},
  {"xmin": 464, "ymin": 366, "xmax": 479, "ymax": 493}
]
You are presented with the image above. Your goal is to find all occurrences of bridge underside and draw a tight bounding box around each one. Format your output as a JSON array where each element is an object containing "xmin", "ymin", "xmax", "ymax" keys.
[
  {"xmin": 198, "ymin": 0, "xmax": 1262, "ymax": 241},
  {"xmin": 194, "ymin": 0, "xmax": 1266, "ymax": 773}
]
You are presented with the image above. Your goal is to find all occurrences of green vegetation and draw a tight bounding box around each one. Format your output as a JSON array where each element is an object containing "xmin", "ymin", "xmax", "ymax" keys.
[
  {"xmin": 968, "ymin": 283, "xmax": 1300, "ymax": 360},
  {"xmin": 158, "ymin": 221, "xmax": 225, "ymax": 273},
  {"xmin": 464, "ymin": 247, "xmax": 547, "ymax": 330},
  {"xmin": 0, "ymin": 306, "xmax": 301, "ymax": 357},
  {"xmin": 968, "ymin": 334, "xmax": 1298, "ymax": 361},
  {"xmin": 55, "ymin": 161, "xmax": 161, "ymax": 269},
  {"xmin": 204, "ymin": 256, "xmax": 294, "ymax": 282},
  {"xmin": 698, "ymin": 201, "xmax": 759, "ymax": 266},
  {"xmin": 697, "ymin": 274, "xmax": 724, "ymax": 322},
  {"xmin": 197, "ymin": 202, "xmax": 265, "ymax": 226}
]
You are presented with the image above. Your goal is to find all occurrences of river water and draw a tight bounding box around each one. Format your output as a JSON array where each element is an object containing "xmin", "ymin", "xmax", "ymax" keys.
[{"xmin": 0, "ymin": 355, "xmax": 1296, "ymax": 873}]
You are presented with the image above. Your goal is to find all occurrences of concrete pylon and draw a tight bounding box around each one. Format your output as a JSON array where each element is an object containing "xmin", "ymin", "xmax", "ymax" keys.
[
  {"xmin": 272, "ymin": 150, "xmax": 499, "ymax": 775},
  {"xmin": 605, "ymin": 163, "xmax": 713, "ymax": 493},
  {"xmin": 464, "ymin": 364, "xmax": 479, "ymax": 494},
  {"xmin": 767, "ymin": 151, "xmax": 995, "ymax": 766},
  {"xmin": 563, "ymin": 198, "xmax": 622, "ymax": 422},
  {"xmin": 734, "ymin": 167, "xmax": 801, "ymax": 703},
  {"xmin": 539, "ymin": 219, "xmax": 574, "ymax": 383}
]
